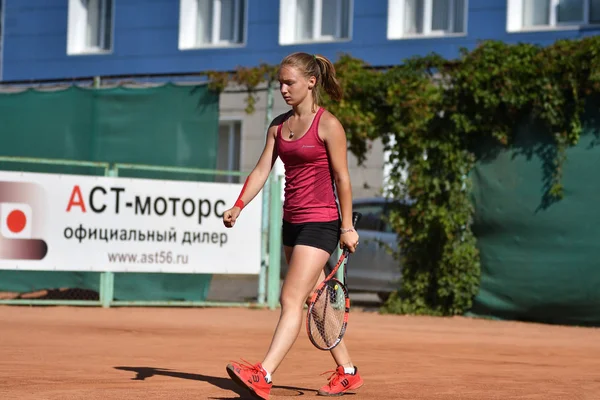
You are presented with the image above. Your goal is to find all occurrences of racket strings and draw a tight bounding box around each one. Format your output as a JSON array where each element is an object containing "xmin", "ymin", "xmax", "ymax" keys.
[{"xmin": 308, "ymin": 280, "xmax": 346, "ymax": 349}]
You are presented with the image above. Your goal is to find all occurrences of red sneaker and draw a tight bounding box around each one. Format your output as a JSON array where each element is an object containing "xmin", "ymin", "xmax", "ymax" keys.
[
  {"xmin": 225, "ymin": 359, "xmax": 272, "ymax": 400},
  {"xmin": 317, "ymin": 366, "xmax": 364, "ymax": 396}
]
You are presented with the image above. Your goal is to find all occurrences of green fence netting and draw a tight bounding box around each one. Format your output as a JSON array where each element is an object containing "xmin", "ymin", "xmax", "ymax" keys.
[
  {"xmin": 469, "ymin": 107, "xmax": 600, "ymax": 326},
  {"xmin": 0, "ymin": 83, "xmax": 220, "ymax": 302},
  {"xmin": 0, "ymin": 83, "xmax": 219, "ymax": 178}
]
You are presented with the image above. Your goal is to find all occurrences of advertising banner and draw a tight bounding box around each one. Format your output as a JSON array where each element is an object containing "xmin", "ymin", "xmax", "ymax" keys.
[{"xmin": 0, "ymin": 171, "xmax": 262, "ymax": 274}]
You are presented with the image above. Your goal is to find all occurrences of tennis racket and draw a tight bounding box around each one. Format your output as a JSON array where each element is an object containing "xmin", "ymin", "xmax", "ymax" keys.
[{"xmin": 306, "ymin": 211, "xmax": 362, "ymax": 351}]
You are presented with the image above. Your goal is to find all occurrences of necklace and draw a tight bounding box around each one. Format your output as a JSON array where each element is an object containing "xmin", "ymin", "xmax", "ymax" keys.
[{"xmin": 286, "ymin": 118, "xmax": 294, "ymax": 139}]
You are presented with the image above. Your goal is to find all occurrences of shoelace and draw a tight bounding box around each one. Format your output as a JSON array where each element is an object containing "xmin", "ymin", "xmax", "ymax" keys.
[
  {"xmin": 320, "ymin": 368, "xmax": 344, "ymax": 387},
  {"xmin": 230, "ymin": 358, "xmax": 264, "ymax": 375}
]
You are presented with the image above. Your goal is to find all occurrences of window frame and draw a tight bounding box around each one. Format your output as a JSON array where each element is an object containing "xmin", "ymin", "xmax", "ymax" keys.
[
  {"xmin": 507, "ymin": 0, "xmax": 600, "ymax": 32},
  {"xmin": 279, "ymin": 0, "xmax": 353, "ymax": 45},
  {"xmin": 179, "ymin": 0, "xmax": 247, "ymax": 50},
  {"xmin": 216, "ymin": 118, "xmax": 243, "ymax": 184},
  {"xmin": 387, "ymin": 0, "xmax": 468, "ymax": 40},
  {"xmin": 67, "ymin": 0, "xmax": 114, "ymax": 56}
]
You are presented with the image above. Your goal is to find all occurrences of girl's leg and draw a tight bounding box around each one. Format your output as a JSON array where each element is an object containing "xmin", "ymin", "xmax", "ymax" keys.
[
  {"xmin": 329, "ymin": 339, "xmax": 353, "ymax": 368},
  {"xmin": 260, "ymin": 244, "xmax": 330, "ymax": 374}
]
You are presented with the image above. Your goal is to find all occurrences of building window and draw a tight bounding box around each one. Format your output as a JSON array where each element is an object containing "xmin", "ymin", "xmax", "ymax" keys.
[
  {"xmin": 216, "ymin": 120, "xmax": 241, "ymax": 183},
  {"xmin": 279, "ymin": 0, "xmax": 352, "ymax": 45},
  {"xmin": 179, "ymin": 0, "xmax": 246, "ymax": 49},
  {"xmin": 387, "ymin": 0, "xmax": 467, "ymax": 39},
  {"xmin": 67, "ymin": 0, "xmax": 113, "ymax": 55},
  {"xmin": 507, "ymin": 0, "xmax": 600, "ymax": 31}
]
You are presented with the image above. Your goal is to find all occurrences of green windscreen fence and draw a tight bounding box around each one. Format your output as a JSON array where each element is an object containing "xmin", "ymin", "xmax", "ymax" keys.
[
  {"xmin": 0, "ymin": 83, "xmax": 219, "ymax": 179},
  {"xmin": 0, "ymin": 83, "xmax": 221, "ymax": 302},
  {"xmin": 468, "ymin": 105, "xmax": 600, "ymax": 326}
]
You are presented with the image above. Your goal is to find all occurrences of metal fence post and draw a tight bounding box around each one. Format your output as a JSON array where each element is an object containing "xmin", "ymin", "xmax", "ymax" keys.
[
  {"xmin": 267, "ymin": 175, "xmax": 283, "ymax": 310},
  {"xmin": 258, "ymin": 81, "xmax": 275, "ymax": 305},
  {"xmin": 99, "ymin": 271, "xmax": 114, "ymax": 308},
  {"xmin": 100, "ymin": 164, "xmax": 117, "ymax": 308}
]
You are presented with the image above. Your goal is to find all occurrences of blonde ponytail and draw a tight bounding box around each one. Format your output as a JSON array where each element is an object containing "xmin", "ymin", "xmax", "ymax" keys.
[{"xmin": 314, "ymin": 54, "xmax": 343, "ymax": 102}]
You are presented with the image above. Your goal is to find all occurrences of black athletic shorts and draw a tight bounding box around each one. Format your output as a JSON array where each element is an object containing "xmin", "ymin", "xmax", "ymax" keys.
[{"xmin": 282, "ymin": 219, "xmax": 341, "ymax": 255}]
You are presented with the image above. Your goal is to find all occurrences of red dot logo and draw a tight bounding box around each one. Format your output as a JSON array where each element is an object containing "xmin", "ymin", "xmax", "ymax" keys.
[{"xmin": 7, "ymin": 210, "xmax": 27, "ymax": 234}]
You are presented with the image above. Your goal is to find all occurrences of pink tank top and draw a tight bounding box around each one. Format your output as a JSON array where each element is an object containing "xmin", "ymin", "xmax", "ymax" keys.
[{"xmin": 275, "ymin": 108, "xmax": 340, "ymax": 224}]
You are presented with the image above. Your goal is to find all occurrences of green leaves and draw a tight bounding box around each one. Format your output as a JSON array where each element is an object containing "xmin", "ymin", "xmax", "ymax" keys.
[{"xmin": 368, "ymin": 38, "xmax": 599, "ymax": 316}]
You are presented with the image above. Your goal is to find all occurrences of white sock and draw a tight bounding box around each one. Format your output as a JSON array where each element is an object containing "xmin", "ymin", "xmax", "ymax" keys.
[
  {"xmin": 344, "ymin": 366, "xmax": 356, "ymax": 375},
  {"xmin": 264, "ymin": 370, "xmax": 272, "ymax": 383}
]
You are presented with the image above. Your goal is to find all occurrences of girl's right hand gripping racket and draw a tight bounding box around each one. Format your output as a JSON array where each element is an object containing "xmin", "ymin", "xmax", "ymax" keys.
[{"xmin": 306, "ymin": 211, "xmax": 362, "ymax": 351}]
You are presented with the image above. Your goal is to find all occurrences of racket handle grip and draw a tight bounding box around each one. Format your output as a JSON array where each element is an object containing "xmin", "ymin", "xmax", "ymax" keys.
[{"xmin": 351, "ymin": 212, "xmax": 362, "ymax": 228}]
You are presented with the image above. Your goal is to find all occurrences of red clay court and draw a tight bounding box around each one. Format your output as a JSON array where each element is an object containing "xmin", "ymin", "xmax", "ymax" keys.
[{"xmin": 1, "ymin": 306, "xmax": 599, "ymax": 399}]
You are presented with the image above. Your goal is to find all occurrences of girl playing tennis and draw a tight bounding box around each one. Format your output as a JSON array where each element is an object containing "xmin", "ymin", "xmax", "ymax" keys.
[{"xmin": 222, "ymin": 52, "xmax": 363, "ymax": 399}]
